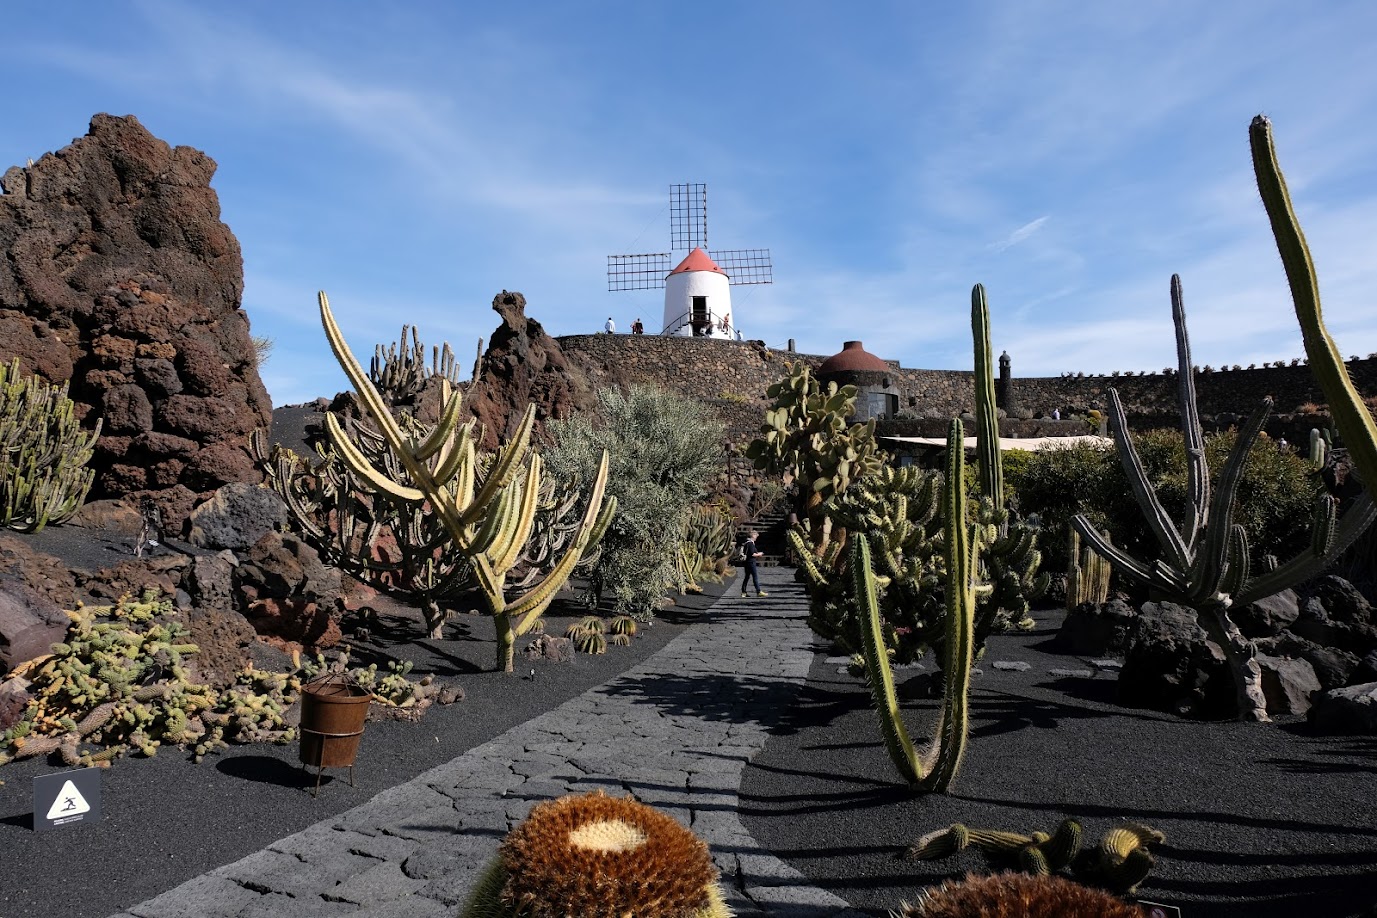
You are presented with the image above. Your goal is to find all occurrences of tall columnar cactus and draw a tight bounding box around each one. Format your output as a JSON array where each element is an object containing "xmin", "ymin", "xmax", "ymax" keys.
[
  {"xmin": 852, "ymin": 419, "xmax": 976, "ymax": 792},
  {"xmin": 1252, "ymin": 114, "xmax": 1377, "ymax": 495},
  {"xmin": 969, "ymin": 287, "xmax": 1046, "ymax": 632},
  {"xmin": 1071, "ymin": 276, "xmax": 1376, "ymax": 720},
  {"xmin": 971, "ymin": 285, "xmax": 1003, "ymax": 509},
  {"xmin": 0, "ymin": 358, "xmax": 101, "ymax": 533},
  {"xmin": 1065, "ymin": 528, "xmax": 1112, "ymax": 610},
  {"xmin": 1309, "ymin": 428, "xmax": 1330, "ymax": 469},
  {"xmin": 318, "ymin": 292, "xmax": 616, "ymax": 672}
]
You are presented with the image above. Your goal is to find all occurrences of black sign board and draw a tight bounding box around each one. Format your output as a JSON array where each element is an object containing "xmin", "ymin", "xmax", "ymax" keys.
[
  {"xmin": 33, "ymin": 767, "xmax": 102, "ymax": 832},
  {"xmin": 1140, "ymin": 902, "xmax": 1183, "ymax": 918}
]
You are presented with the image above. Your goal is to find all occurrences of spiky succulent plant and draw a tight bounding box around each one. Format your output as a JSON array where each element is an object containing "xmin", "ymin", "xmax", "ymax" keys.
[{"xmin": 462, "ymin": 792, "xmax": 731, "ymax": 918}]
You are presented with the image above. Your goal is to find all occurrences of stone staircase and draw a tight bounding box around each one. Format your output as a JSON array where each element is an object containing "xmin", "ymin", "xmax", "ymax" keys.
[{"xmin": 739, "ymin": 510, "xmax": 791, "ymax": 567}]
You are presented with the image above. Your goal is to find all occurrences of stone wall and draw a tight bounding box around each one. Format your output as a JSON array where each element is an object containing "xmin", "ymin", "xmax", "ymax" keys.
[{"xmin": 555, "ymin": 333, "xmax": 1377, "ymax": 445}]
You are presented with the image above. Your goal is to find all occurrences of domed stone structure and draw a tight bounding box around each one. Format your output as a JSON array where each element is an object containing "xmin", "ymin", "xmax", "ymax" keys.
[{"xmin": 816, "ymin": 341, "xmax": 900, "ymax": 421}]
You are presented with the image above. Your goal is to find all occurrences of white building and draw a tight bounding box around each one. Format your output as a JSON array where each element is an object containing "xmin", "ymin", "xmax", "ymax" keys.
[{"xmin": 662, "ymin": 248, "xmax": 734, "ymax": 338}]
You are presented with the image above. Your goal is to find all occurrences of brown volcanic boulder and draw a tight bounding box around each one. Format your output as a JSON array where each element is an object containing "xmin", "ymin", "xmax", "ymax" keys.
[
  {"xmin": 462, "ymin": 291, "xmax": 597, "ymax": 449},
  {"xmin": 0, "ymin": 114, "xmax": 272, "ymax": 535}
]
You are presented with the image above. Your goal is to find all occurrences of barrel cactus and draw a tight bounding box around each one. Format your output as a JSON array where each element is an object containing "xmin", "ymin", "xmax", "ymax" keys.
[{"xmin": 462, "ymin": 792, "xmax": 732, "ymax": 918}]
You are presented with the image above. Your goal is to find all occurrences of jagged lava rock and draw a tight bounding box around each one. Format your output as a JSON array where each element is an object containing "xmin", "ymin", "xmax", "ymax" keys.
[
  {"xmin": 0, "ymin": 114, "xmax": 272, "ymax": 534},
  {"xmin": 1257, "ymin": 654, "xmax": 1322, "ymax": 716},
  {"xmin": 187, "ymin": 482, "xmax": 289, "ymax": 551},
  {"xmin": 1308, "ymin": 682, "xmax": 1377, "ymax": 735},
  {"xmin": 462, "ymin": 291, "xmax": 597, "ymax": 449},
  {"xmin": 1117, "ymin": 601, "xmax": 1234, "ymax": 719}
]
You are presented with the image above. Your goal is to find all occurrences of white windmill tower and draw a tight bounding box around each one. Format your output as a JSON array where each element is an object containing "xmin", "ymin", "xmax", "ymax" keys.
[{"xmin": 607, "ymin": 184, "xmax": 772, "ymax": 337}]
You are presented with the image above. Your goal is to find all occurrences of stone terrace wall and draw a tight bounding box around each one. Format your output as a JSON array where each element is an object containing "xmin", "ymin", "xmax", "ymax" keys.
[
  {"xmin": 1009, "ymin": 359, "xmax": 1377, "ymax": 418},
  {"xmin": 555, "ymin": 334, "xmax": 1377, "ymax": 443}
]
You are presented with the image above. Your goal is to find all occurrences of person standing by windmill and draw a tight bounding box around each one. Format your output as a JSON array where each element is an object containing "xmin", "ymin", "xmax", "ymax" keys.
[{"xmin": 604, "ymin": 316, "xmax": 616, "ymax": 334}]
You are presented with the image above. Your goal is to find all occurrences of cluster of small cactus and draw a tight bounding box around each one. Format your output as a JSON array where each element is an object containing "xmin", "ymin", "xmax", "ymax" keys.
[
  {"xmin": 564, "ymin": 616, "xmax": 607, "ymax": 654},
  {"xmin": 790, "ymin": 463, "xmax": 946, "ymax": 663},
  {"xmin": 0, "ymin": 593, "xmax": 293, "ymax": 767},
  {"xmin": 1065, "ymin": 528, "xmax": 1112, "ymax": 609},
  {"xmin": 674, "ymin": 503, "xmax": 734, "ymax": 591},
  {"xmin": 0, "ymin": 357, "xmax": 101, "ymax": 533},
  {"xmin": 563, "ymin": 615, "xmax": 638, "ymax": 654},
  {"xmin": 907, "ymin": 818, "xmax": 1164, "ymax": 896},
  {"xmin": 315, "ymin": 293, "xmax": 616, "ymax": 671},
  {"xmin": 1069, "ymin": 275, "xmax": 1376, "ymax": 720},
  {"xmin": 0, "ymin": 593, "xmax": 445, "ymax": 769},
  {"xmin": 301, "ymin": 648, "xmax": 448, "ymax": 712},
  {"xmin": 368, "ymin": 323, "xmax": 464, "ymax": 408},
  {"xmin": 462, "ymin": 791, "xmax": 732, "ymax": 918}
]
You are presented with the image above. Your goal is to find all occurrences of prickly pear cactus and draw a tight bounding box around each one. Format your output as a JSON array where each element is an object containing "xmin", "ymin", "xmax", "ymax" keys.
[{"xmin": 745, "ymin": 361, "xmax": 883, "ymax": 542}]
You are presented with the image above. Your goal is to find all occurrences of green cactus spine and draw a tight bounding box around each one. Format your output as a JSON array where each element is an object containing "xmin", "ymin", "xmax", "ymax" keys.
[
  {"xmin": 1251, "ymin": 114, "xmax": 1377, "ymax": 495},
  {"xmin": 852, "ymin": 419, "xmax": 975, "ymax": 793},
  {"xmin": 318, "ymin": 293, "xmax": 615, "ymax": 672}
]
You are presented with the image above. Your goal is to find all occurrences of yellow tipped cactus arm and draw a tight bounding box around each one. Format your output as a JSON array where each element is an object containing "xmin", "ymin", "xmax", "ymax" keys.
[{"xmin": 509, "ymin": 451, "xmax": 613, "ymax": 633}]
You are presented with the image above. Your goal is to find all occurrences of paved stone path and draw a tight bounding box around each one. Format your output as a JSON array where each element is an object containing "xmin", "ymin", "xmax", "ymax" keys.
[{"xmin": 107, "ymin": 567, "xmax": 868, "ymax": 918}]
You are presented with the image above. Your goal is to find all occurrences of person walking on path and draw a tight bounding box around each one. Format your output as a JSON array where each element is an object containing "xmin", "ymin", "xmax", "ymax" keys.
[
  {"xmin": 604, "ymin": 316, "xmax": 616, "ymax": 334},
  {"xmin": 631, "ymin": 317, "xmax": 644, "ymax": 335},
  {"xmin": 740, "ymin": 528, "xmax": 767, "ymax": 597}
]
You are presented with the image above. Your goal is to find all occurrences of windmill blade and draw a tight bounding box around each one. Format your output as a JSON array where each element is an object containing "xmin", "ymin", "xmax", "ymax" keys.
[
  {"xmin": 709, "ymin": 248, "xmax": 773, "ymax": 285},
  {"xmin": 607, "ymin": 253, "xmax": 670, "ymax": 291},
  {"xmin": 670, "ymin": 182, "xmax": 707, "ymax": 250}
]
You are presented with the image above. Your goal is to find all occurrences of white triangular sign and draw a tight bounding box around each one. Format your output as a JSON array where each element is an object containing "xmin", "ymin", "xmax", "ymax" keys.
[{"xmin": 45, "ymin": 780, "xmax": 91, "ymax": 819}]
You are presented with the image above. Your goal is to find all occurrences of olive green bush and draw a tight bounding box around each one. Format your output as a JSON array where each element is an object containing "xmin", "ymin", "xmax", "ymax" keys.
[
  {"xmin": 544, "ymin": 385, "xmax": 724, "ymax": 617},
  {"xmin": 1008, "ymin": 428, "xmax": 1315, "ymax": 575}
]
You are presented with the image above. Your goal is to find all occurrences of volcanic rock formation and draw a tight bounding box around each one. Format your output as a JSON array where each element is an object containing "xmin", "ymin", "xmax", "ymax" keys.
[
  {"xmin": 0, "ymin": 114, "xmax": 272, "ymax": 534},
  {"xmin": 463, "ymin": 291, "xmax": 597, "ymax": 449}
]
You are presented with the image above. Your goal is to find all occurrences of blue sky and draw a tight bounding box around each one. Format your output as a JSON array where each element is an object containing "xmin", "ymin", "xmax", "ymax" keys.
[{"xmin": 6, "ymin": 1, "xmax": 1377, "ymax": 406}]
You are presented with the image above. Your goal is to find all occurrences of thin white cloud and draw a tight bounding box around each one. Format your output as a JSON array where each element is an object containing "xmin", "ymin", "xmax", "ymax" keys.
[{"xmin": 990, "ymin": 216, "xmax": 1050, "ymax": 253}]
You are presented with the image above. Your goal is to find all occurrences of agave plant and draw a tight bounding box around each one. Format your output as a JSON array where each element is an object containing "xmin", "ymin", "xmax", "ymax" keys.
[{"xmin": 1071, "ymin": 276, "xmax": 1375, "ymax": 720}]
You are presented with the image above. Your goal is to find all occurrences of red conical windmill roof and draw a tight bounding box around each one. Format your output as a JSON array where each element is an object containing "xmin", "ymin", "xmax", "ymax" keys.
[{"xmin": 668, "ymin": 247, "xmax": 727, "ymax": 277}]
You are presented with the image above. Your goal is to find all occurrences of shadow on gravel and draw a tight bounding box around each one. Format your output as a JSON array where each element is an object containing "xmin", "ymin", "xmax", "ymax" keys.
[
  {"xmin": 598, "ymin": 672, "xmax": 805, "ymax": 731},
  {"xmin": 216, "ymin": 755, "xmax": 328, "ymax": 790},
  {"xmin": 967, "ymin": 689, "xmax": 1161, "ymax": 740},
  {"xmin": 0, "ymin": 811, "xmax": 33, "ymax": 830},
  {"xmin": 961, "ymin": 792, "xmax": 1377, "ymax": 838}
]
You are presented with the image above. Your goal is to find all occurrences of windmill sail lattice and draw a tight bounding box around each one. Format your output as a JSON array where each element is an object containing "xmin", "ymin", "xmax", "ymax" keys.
[{"xmin": 607, "ymin": 184, "xmax": 772, "ymax": 291}]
